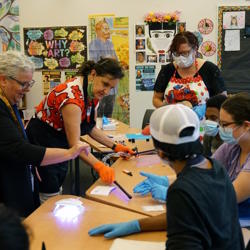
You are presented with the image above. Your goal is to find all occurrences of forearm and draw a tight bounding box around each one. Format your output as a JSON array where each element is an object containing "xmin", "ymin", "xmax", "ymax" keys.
[
  {"xmin": 153, "ymin": 98, "xmax": 164, "ymax": 108},
  {"xmin": 41, "ymin": 148, "xmax": 72, "ymax": 166},
  {"xmin": 79, "ymin": 150, "xmax": 99, "ymax": 167},
  {"xmin": 89, "ymin": 126, "xmax": 114, "ymax": 149},
  {"xmin": 139, "ymin": 213, "xmax": 167, "ymax": 232}
]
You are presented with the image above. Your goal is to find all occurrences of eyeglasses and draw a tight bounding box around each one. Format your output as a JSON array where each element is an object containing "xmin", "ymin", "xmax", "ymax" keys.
[
  {"xmin": 8, "ymin": 76, "xmax": 35, "ymax": 89},
  {"xmin": 219, "ymin": 121, "xmax": 239, "ymax": 128},
  {"xmin": 173, "ymin": 49, "xmax": 193, "ymax": 58}
]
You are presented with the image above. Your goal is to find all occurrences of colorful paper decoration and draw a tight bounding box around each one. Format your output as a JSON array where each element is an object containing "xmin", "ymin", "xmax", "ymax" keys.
[
  {"xmin": 193, "ymin": 31, "xmax": 203, "ymax": 47},
  {"xmin": 200, "ymin": 41, "xmax": 216, "ymax": 57},
  {"xmin": 23, "ymin": 26, "xmax": 87, "ymax": 70},
  {"xmin": 198, "ymin": 18, "xmax": 214, "ymax": 35}
]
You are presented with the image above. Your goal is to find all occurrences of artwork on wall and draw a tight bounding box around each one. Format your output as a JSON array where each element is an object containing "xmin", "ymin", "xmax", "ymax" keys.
[
  {"xmin": 88, "ymin": 14, "xmax": 129, "ymax": 124},
  {"xmin": 223, "ymin": 11, "xmax": 245, "ymax": 29},
  {"xmin": 65, "ymin": 70, "xmax": 77, "ymax": 80},
  {"xmin": 23, "ymin": 26, "xmax": 87, "ymax": 70},
  {"xmin": 0, "ymin": 0, "xmax": 20, "ymax": 52},
  {"xmin": 135, "ymin": 65, "xmax": 156, "ymax": 91},
  {"xmin": 193, "ymin": 31, "xmax": 203, "ymax": 46},
  {"xmin": 42, "ymin": 70, "xmax": 61, "ymax": 95},
  {"xmin": 134, "ymin": 11, "xmax": 180, "ymax": 94},
  {"xmin": 200, "ymin": 40, "xmax": 216, "ymax": 56},
  {"xmin": 198, "ymin": 18, "xmax": 214, "ymax": 34},
  {"xmin": 177, "ymin": 22, "xmax": 186, "ymax": 33}
]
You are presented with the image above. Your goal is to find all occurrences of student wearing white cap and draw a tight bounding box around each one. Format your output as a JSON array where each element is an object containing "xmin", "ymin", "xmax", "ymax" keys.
[{"xmin": 89, "ymin": 104, "xmax": 244, "ymax": 250}]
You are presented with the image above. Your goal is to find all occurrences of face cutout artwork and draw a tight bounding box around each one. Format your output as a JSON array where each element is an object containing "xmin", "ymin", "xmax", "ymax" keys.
[{"xmin": 148, "ymin": 23, "xmax": 176, "ymax": 53}]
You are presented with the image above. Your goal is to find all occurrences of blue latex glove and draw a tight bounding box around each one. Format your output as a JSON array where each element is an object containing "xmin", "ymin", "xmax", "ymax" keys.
[
  {"xmin": 139, "ymin": 171, "xmax": 169, "ymax": 186},
  {"xmin": 88, "ymin": 220, "xmax": 141, "ymax": 239},
  {"xmin": 193, "ymin": 104, "xmax": 206, "ymax": 120},
  {"xmin": 133, "ymin": 172, "xmax": 168, "ymax": 196},
  {"xmin": 133, "ymin": 179, "xmax": 152, "ymax": 196},
  {"xmin": 151, "ymin": 183, "xmax": 168, "ymax": 202}
]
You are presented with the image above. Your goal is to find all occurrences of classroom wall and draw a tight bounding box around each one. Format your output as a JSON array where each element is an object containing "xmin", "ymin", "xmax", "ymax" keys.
[{"xmin": 19, "ymin": 0, "xmax": 248, "ymax": 128}]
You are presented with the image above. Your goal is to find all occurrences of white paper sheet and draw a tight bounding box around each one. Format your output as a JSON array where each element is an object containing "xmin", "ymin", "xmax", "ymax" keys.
[
  {"xmin": 90, "ymin": 186, "xmax": 116, "ymax": 196},
  {"xmin": 110, "ymin": 239, "xmax": 165, "ymax": 250},
  {"xmin": 224, "ymin": 30, "xmax": 240, "ymax": 51},
  {"xmin": 142, "ymin": 205, "xmax": 165, "ymax": 212}
]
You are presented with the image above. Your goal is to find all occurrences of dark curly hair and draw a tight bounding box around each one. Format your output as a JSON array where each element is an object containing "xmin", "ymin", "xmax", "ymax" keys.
[
  {"xmin": 79, "ymin": 57, "xmax": 124, "ymax": 79},
  {"xmin": 168, "ymin": 31, "xmax": 199, "ymax": 60}
]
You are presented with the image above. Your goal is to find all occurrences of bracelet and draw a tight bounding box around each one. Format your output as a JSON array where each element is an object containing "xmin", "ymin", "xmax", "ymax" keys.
[{"xmin": 111, "ymin": 143, "xmax": 117, "ymax": 150}]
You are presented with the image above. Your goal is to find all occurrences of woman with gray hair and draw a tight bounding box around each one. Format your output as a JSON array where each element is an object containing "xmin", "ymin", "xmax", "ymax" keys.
[{"xmin": 0, "ymin": 51, "xmax": 89, "ymax": 217}]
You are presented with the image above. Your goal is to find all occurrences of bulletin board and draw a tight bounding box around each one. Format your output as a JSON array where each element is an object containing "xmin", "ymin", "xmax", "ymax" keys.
[
  {"xmin": 217, "ymin": 6, "xmax": 250, "ymax": 93},
  {"xmin": 23, "ymin": 26, "xmax": 87, "ymax": 70}
]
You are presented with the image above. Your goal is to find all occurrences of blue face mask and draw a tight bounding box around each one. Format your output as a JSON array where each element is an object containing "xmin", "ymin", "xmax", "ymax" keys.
[
  {"xmin": 204, "ymin": 120, "xmax": 219, "ymax": 137},
  {"xmin": 219, "ymin": 126, "xmax": 237, "ymax": 144}
]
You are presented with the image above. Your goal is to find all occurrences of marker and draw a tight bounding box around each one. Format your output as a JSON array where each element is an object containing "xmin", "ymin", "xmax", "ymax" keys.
[
  {"xmin": 114, "ymin": 181, "xmax": 132, "ymax": 199},
  {"xmin": 42, "ymin": 242, "xmax": 46, "ymax": 250},
  {"xmin": 122, "ymin": 169, "xmax": 133, "ymax": 176}
]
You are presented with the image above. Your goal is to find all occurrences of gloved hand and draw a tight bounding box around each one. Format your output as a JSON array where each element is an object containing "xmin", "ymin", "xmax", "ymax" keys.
[
  {"xmin": 142, "ymin": 125, "xmax": 150, "ymax": 135},
  {"xmin": 139, "ymin": 171, "xmax": 169, "ymax": 186},
  {"xmin": 151, "ymin": 183, "xmax": 168, "ymax": 202},
  {"xmin": 93, "ymin": 161, "xmax": 114, "ymax": 184},
  {"xmin": 114, "ymin": 144, "xmax": 136, "ymax": 155},
  {"xmin": 193, "ymin": 103, "xmax": 206, "ymax": 120},
  {"xmin": 88, "ymin": 220, "xmax": 141, "ymax": 238},
  {"xmin": 133, "ymin": 179, "xmax": 152, "ymax": 196},
  {"xmin": 133, "ymin": 172, "xmax": 168, "ymax": 196}
]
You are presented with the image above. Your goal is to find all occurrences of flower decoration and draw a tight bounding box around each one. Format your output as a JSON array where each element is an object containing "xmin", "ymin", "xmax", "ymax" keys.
[{"xmin": 144, "ymin": 11, "xmax": 181, "ymax": 25}]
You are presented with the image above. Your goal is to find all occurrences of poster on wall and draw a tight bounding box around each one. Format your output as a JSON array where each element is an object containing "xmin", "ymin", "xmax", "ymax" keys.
[
  {"xmin": 42, "ymin": 71, "xmax": 61, "ymax": 95},
  {"xmin": 0, "ymin": 0, "xmax": 20, "ymax": 52},
  {"xmin": 65, "ymin": 70, "xmax": 77, "ymax": 80},
  {"xmin": 88, "ymin": 14, "xmax": 129, "ymax": 124},
  {"xmin": 223, "ymin": 11, "xmax": 245, "ymax": 29},
  {"xmin": 23, "ymin": 26, "xmax": 87, "ymax": 70},
  {"xmin": 135, "ymin": 65, "xmax": 156, "ymax": 91}
]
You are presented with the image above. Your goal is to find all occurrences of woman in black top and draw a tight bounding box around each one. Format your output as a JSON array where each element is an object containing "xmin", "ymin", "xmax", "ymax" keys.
[
  {"xmin": 153, "ymin": 31, "xmax": 226, "ymax": 115},
  {"xmin": 0, "ymin": 51, "xmax": 88, "ymax": 217}
]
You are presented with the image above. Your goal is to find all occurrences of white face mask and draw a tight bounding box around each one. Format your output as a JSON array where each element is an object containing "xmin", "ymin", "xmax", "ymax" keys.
[{"xmin": 172, "ymin": 51, "xmax": 195, "ymax": 68}]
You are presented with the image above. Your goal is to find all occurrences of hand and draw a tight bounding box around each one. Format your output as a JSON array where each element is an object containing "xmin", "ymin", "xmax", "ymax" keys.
[
  {"xmin": 114, "ymin": 144, "xmax": 136, "ymax": 156},
  {"xmin": 193, "ymin": 104, "xmax": 206, "ymax": 120},
  {"xmin": 88, "ymin": 220, "xmax": 141, "ymax": 238},
  {"xmin": 69, "ymin": 141, "xmax": 90, "ymax": 159},
  {"xmin": 180, "ymin": 100, "xmax": 193, "ymax": 108},
  {"xmin": 139, "ymin": 171, "xmax": 169, "ymax": 186},
  {"xmin": 151, "ymin": 183, "xmax": 168, "ymax": 202},
  {"xmin": 133, "ymin": 179, "xmax": 152, "ymax": 196},
  {"xmin": 142, "ymin": 124, "xmax": 150, "ymax": 135},
  {"xmin": 93, "ymin": 162, "xmax": 115, "ymax": 184}
]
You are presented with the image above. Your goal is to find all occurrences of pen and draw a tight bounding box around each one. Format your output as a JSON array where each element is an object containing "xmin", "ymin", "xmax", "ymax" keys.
[
  {"xmin": 42, "ymin": 241, "xmax": 46, "ymax": 250},
  {"xmin": 122, "ymin": 169, "xmax": 133, "ymax": 176},
  {"xmin": 114, "ymin": 180, "xmax": 132, "ymax": 199}
]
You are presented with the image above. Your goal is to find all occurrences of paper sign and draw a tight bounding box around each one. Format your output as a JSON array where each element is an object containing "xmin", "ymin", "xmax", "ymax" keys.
[
  {"xmin": 224, "ymin": 30, "xmax": 240, "ymax": 51},
  {"xmin": 110, "ymin": 239, "xmax": 165, "ymax": 250},
  {"xmin": 136, "ymin": 155, "xmax": 162, "ymax": 167},
  {"xmin": 142, "ymin": 205, "xmax": 165, "ymax": 212},
  {"xmin": 90, "ymin": 186, "xmax": 116, "ymax": 196}
]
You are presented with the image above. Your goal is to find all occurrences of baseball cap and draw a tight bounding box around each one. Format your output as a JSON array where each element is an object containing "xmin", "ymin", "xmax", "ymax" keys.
[{"xmin": 150, "ymin": 104, "xmax": 200, "ymax": 145}]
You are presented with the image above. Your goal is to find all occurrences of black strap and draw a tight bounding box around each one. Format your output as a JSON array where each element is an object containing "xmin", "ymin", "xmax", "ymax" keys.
[
  {"xmin": 82, "ymin": 75, "xmax": 95, "ymax": 125},
  {"xmin": 12, "ymin": 104, "xmax": 28, "ymax": 140}
]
